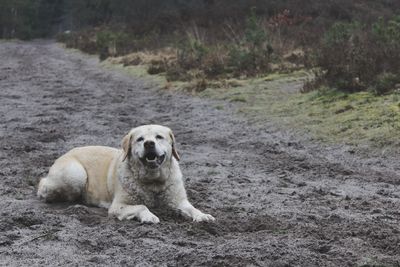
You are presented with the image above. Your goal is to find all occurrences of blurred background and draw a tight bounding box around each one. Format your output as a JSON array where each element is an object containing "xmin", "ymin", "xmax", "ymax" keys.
[{"xmin": 2, "ymin": 0, "xmax": 400, "ymax": 148}]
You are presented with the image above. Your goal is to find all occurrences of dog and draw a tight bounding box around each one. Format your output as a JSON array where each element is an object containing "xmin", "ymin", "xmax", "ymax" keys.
[{"xmin": 37, "ymin": 125, "xmax": 215, "ymax": 223}]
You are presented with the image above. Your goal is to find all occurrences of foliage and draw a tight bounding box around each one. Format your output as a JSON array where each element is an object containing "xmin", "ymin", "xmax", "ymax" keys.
[
  {"xmin": 311, "ymin": 16, "xmax": 400, "ymax": 94},
  {"xmin": 227, "ymin": 9, "xmax": 273, "ymax": 76},
  {"xmin": 96, "ymin": 30, "xmax": 130, "ymax": 59},
  {"xmin": 245, "ymin": 8, "xmax": 269, "ymax": 48},
  {"xmin": 372, "ymin": 16, "xmax": 400, "ymax": 43},
  {"xmin": 371, "ymin": 72, "xmax": 400, "ymax": 95},
  {"xmin": 0, "ymin": 0, "xmax": 64, "ymax": 39},
  {"xmin": 3, "ymin": 0, "xmax": 400, "ymax": 41},
  {"xmin": 56, "ymin": 30, "xmax": 97, "ymax": 54},
  {"xmin": 3, "ymin": 0, "xmax": 400, "ymax": 89},
  {"xmin": 167, "ymin": 9, "xmax": 274, "ymax": 81},
  {"xmin": 63, "ymin": 0, "xmax": 111, "ymax": 29}
]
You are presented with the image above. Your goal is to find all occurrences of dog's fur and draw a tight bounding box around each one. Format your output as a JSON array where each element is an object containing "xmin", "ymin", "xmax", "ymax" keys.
[{"xmin": 37, "ymin": 125, "xmax": 215, "ymax": 223}]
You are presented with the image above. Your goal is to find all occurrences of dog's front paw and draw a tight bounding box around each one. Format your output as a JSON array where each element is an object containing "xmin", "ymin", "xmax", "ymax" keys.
[
  {"xmin": 140, "ymin": 211, "xmax": 160, "ymax": 224},
  {"xmin": 193, "ymin": 213, "xmax": 215, "ymax": 222}
]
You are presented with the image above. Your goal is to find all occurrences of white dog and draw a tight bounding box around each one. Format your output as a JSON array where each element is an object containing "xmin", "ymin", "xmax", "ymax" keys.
[{"xmin": 37, "ymin": 125, "xmax": 215, "ymax": 223}]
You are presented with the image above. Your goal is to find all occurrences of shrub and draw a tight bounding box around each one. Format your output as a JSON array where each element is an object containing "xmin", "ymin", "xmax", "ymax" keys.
[
  {"xmin": 147, "ymin": 60, "xmax": 167, "ymax": 75},
  {"xmin": 170, "ymin": 9, "xmax": 274, "ymax": 81},
  {"xmin": 165, "ymin": 64, "xmax": 193, "ymax": 82},
  {"xmin": 227, "ymin": 8, "xmax": 273, "ymax": 76},
  {"xmin": 96, "ymin": 30, "xmax": 130, "ymax": 60},
  {"xmin": 227, "ymin": 46, "xmax": 254, "ymax": 75},
  {"xmin": 201, "ymin": 46, "xmax": 226, "ymax": 77},
  {"xmin": 316, "ymin": 21, "xmax": 369, "ymax": 91},
  {"xmin": 245, "ymin": 8, "xmax": 269, "ymax": 49},
  {"xmin": 310, "ymin": 16, "xmax": 400, "ymax": 94},
  {"xmin": 57, "ymin": 30, "xmax": 97, "ymax": 54},
  {"xmin": 177, "ymin": 42, "xmax": 204, "ymax": 69},
  {"xmin": 371, "ymin": 72, "xmax": 400, "ymax": 95}
]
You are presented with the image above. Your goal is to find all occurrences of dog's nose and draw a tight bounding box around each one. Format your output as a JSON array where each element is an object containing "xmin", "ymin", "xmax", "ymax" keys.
[{"xmin": 144, "ymin": 140, "xmax": 155, "ymax": 149}]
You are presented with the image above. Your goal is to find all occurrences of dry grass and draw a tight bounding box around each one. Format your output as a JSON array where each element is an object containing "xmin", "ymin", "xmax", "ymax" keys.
[{"xmin": 108, "ymin": 47, "xmax": 177, "ymax": 66}]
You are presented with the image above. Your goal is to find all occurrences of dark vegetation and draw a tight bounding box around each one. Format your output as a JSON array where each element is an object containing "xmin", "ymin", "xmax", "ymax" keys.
[
  {"xmin": 2, "ymin": 0, "xmax": 400, "ymax": 94},
  {"xmin": 307, "ymin": 16, "xmax": 400, "ymax": 95},
  {"xmin": 0, "ymin": 0, "xmax": 64, "ymax": 39}
]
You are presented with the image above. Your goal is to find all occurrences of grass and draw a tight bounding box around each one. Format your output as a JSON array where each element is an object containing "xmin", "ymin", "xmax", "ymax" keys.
[
  {"xmin": 101, "ymin": 60, "xmax": 166, "ymax": 86},
  {"xmin": 197, "ymin": 71, "xmax": 400, "ymax": 150},
  {"xmin": 299, "ymin": 89, "xmax": 400, "ymax": 146},
  {"xmin": 103, "ymin": 54, "xmax": 400, "ymax": 152}
]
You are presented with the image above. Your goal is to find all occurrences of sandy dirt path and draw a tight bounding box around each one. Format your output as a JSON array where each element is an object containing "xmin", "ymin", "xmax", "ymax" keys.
[{"xmin": 1, "ymin": 40, "xmax": 400, "ymax": 266}]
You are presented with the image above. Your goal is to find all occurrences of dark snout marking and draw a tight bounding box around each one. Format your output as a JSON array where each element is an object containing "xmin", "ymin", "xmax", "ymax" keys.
[{"xmin": 144, "ymin": 140, "xmax": 155, "ymax": 149}]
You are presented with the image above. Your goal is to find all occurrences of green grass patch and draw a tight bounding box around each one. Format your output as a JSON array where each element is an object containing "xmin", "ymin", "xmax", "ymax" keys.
[
  {"xmin": 197, "ymin": 71, "xmax": 400, "ymax": 150},
  {"xmin": 101, "ymin": 60, "xmax": 166, "ymax": 87},
  {"xmin": 105, "ymin": 55, "xmax": 400, "ymax": 151},
  {"xmin": 230, "ymin": 95, "xmax": 247, "ymax": 102}
]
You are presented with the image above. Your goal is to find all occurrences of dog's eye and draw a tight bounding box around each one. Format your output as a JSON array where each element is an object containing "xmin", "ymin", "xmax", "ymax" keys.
[
  {"xmin": 136, "ymin": 137, "xmax": 144, "ymax": 142},
  {"xmin": 156, "ymin": 135, "xmax": 164, "ymax": 140}
]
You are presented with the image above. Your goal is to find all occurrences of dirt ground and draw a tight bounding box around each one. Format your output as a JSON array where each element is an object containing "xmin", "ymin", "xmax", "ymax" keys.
[{"xmin": 1, "ymin": 40, "xmax": 400, "ymax": 267}]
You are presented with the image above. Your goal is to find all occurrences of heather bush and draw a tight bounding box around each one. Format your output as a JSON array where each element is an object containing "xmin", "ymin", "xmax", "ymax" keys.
[
  {"xmin": 371, "ymin": 72, "xmax": 400, "ymax": 95},
  {"xmin": 96, "ymin": 30, "xmax": 131, "ymax": 59},
  {"xmin": 168, "ymin": 10, "xmax": 274, "ymax": 81},
  {"xmin": 176, "ymin": 32, "xmax": 208, "ymax": 70},
  {"xmin": 227, "ymin": 9, "xmax": 273, "ymax": 76},
  {"xmin": 57, "ymin": 30, "xmax": 97, "ymax": 54},
  {"xmin": 311, "ymin": 16, "xmax": 400, "ymax": 94}
]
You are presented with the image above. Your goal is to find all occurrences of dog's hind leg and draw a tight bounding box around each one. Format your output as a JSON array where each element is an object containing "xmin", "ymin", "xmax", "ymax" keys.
[{"xmin": 37, "ymin": 158, "xmax": 87, "ymax": 202}]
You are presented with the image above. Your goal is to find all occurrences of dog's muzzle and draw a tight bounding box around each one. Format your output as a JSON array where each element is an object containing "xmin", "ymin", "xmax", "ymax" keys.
[{"xmin": 140, "ymin": 141, "xmax": 166, "ymax": 169}]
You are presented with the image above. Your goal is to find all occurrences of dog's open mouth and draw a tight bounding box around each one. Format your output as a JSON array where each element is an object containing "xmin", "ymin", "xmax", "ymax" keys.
[{"xmin": 140, "ymin": 152, "xmax": 166, "ymax": 168}]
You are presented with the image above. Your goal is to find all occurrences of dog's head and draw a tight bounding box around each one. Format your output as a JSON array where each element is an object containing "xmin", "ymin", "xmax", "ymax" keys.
[{"xmin": 121, "ymin": 125, "xmax": 180, "ymax": 169}]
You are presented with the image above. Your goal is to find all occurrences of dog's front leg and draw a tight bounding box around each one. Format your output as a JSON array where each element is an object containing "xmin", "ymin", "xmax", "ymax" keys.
[
  {"xmin": 109, "ymin": 200, "xmax": 159, "ymax": 224},
  {"xmin": 166, "ymin": 180, "xmax": 215, "ymax": 222},
  {"xmin": 177, "ymin": 199, "xmax": 215, "ymax": 222}
]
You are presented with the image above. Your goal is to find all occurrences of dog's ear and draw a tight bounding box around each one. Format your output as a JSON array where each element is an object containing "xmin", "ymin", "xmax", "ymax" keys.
[
  {"xmin": 121, "ymin": 133, "xmax": 132, "ymax": 162},
  {"xmin": 169, "ymin": 131, "xmax": 180, "ymax": 161}
]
